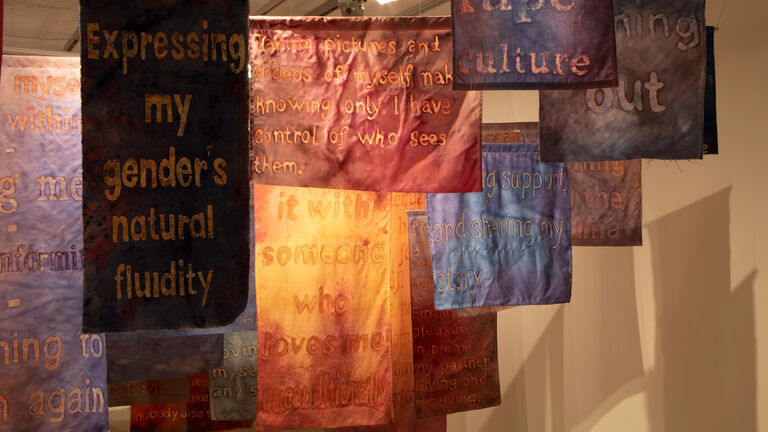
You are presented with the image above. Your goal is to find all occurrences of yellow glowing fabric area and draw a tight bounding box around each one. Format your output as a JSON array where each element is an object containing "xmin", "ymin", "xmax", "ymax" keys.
[{"xmin": 253, "ymin": 185, "xmax": 393, "ymax": 430}]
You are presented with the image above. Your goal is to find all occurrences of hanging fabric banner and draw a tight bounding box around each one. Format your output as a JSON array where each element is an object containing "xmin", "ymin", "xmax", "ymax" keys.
[
  {"xmin": 208, "ymin": 331, "xmax": 258, "ymax": 421},
  {"xmin": 107, "ymin": 238, "xmax": 258, "ymax": 385},
  {"xmin": 130, "ymin": 373, "xmax": 251, "ymax": 431},
  {"xmin": 451, "ymin": 0, "xmax": 618, "ymax": 90},
  {"xmin": 703, "ymin": 26, "xmax": 719, "ymax": 155},
  {"xmin": 539, "ymin": 0, "xmax": 705, "ymax": 161},
  {"xmin": 0, "ymin": 0, "xmax": 3, "ymax": 80},
  {"xmin": 426, "ymin": 144, "xmax": 572, "ymax": 309},
  {"xmin": 108, "ymin": 377, "xmax": 190, "ymax": 407},
  {"xmin": 105, "ymin": 333, "xmax": 223, "ymax": 384},
  {"xmin": 482, "ymin": 122, "xmax": 538, "ymax": 144},
  {"xmin": 387, "ymin": 193, "xmax": 423, "ymax": 426},
  {"xmin": 254, "ymin": 185, "xmax": 393, "ymax": 430},
  {"xmin": 338, "ymin": 415, "xmax": 447, "ymax": 432},
  {"xmin": 249, "ymin": 17, "xmax": 482, "ymax": 193},
  {"xmin": 481, "ymin": 123, "xmax": 642, "ymax": 246},
  {"xmin": 105, "ymin": 251, "xmax": 258, "ymax": 384},
  {"xmin": 569, "ymin": 160, "xmax": 642, "ymax": 246},
  {"xmin": 338, "ymin": 194, "xmax": 447, "ymax": 432},
  {"xmin": 80, "ymin": 0, "xmax": 251, "ymax": 331},
  {"xmin": 407, "ymin": 211, "xmax": 501, "ymax": 416},
  {"xmin": 0, "ymin": 56, "xmax": 108, "ymax": 431}
]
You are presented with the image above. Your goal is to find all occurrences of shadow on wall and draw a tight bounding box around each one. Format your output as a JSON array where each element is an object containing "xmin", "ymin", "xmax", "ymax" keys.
[
  {"xmin": 479, "ymin": 188, "xmax": 756, "ymax": 432},
  {"xmin": 481, "ymin": 222, "xmax": 645, "ymax": 430},
  {"xmin": 645, "ymin": 187, "xmax": 757, "ymax": 432}
]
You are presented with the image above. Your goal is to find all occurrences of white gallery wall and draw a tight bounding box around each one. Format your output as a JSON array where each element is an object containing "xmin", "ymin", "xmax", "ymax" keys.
[{"xmin": 454, "ymin": 0, "xmax": 768, "ymax": 430}]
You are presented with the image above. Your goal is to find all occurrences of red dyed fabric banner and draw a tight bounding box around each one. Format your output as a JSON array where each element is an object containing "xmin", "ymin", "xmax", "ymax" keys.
[
  {"xmin": 249, "ymin": 17, "xmax": 482, "ymax": 193},
  {"xmin": 407, "ymin": 211, "xmax": 501, "ymax": 416},
  {"xmin": 130, "ymin": 373, "xmax": 250, "ymax": 431},
  {"xmin": 335, "ymin": 194, "xmax": 447, "ymax": 432}
]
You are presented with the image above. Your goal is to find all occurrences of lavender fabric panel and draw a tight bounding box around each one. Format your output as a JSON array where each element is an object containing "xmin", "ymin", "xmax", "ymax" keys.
[
  {"xmin": 0, "ymin": 55, "xmax": 108, "ymax": 431},
  {"xmin": 426, "ymin": 143, "xmax": 572, "ymax": 310}
]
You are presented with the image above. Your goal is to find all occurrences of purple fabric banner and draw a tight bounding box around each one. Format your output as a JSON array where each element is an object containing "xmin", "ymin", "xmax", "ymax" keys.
[
  {"xmin": 426, "ymin": 143, "xmax": 572, "ymax": 309},
  {"xmin": 539, "ymin": 0, "xmax": 705, "ymax": 161},
  {"xmin": 0, "ymin": 55, "xmax": 108, "ymax": 431},
  {"xmin": 452, "ymin": 0, "xmax": 618, "ymax": 90}
]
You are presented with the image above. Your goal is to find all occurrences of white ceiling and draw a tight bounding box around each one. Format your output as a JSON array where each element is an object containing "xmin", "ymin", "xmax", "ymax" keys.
[{"xmin": 2, "ymin": 0, "xmax": 450, "ymax": 56}]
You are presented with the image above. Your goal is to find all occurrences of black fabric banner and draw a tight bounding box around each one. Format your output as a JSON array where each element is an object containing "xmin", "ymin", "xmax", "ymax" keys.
[
  {"xmin": 80, "ymin": 0, "xmax": 251, "ymax": 331},
  {"xmin": 105, "ymin": 333, "xmax": 223, "ymax": 384}
]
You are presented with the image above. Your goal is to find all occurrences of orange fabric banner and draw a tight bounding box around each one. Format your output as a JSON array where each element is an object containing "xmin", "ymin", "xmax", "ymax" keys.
[
  {"xmin": 254, "ymin": 185, "xmax": 393, "ymax": 430},
  {"xmin": 337, "ymin": 193, "xmax": 443, "ymax": 432}
]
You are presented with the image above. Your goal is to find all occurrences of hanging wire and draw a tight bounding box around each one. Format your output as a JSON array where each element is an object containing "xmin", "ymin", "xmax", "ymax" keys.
[{"xmin": 714, "ymin": 0, "xmax": 726, "ymax": 30}]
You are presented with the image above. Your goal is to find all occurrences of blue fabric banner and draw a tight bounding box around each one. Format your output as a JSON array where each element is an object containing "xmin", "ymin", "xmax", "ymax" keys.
[
  {"xmin": 426, "ymin": 144, "xmax": 572, "ymax": 309},
  {"xmin": 451, "ymin": 0, "xmax": 618, "ymax": 90}
]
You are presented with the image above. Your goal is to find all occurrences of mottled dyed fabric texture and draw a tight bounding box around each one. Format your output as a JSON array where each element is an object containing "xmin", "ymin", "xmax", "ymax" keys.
[
  {"xmin": 339, "ymin": 201, "xmax": 444, "ymax": 432},
  {"xmin": 482, "ymin": 122, "xmax": 539, "ymax": 144},
  {"xmin": 130, "ymin": 373, "xmax": 251, "ymax": 432},
  {"xmin": 337, "ymin": 414, "xmax": 446, "ymax": 432},
  {"xmin": 569, "ymin": 160, "xmax": 642, "ymax": 246},
  {"xmin": 408, "ymin": 211, "xmax": 501, "ymax": 416},
  {"xmin": 539, "ymin": 0, "xmax": 705, "ymax": 161},
  {"xmin": 81, "ymin": 0, "xmax": 251, "ymax": 331},
  {"xmin": 427, "ymin": 144, "xmax": 572, "ymax": 309},
  {"xmin": 254, "ymin": 185, "xmax": 393, "ymax": 430},
  {"xmin": 249, "ymin": 17, "xmax": 482, "ymax": 193},
  {"xmin": 105, "ymin": 333, "xmax": 222, "ymax": 384},
  {"xmin": 336, "ymin": 195, "xmax": 451, "ymax": 432},
  {"xmin": 0, "ymin": 56, "xmax": 108, "ymax": 431},
  {"xmin": 482, "ymin": 123, "xmax": 642, "ymax": 246},
  {"xmin": 452, "ymin": 0, "xmax": 617, "ymax": 90},
  {"xmin": 208, "ymin": 331, "xmax": 258, "ymax": 421}
]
